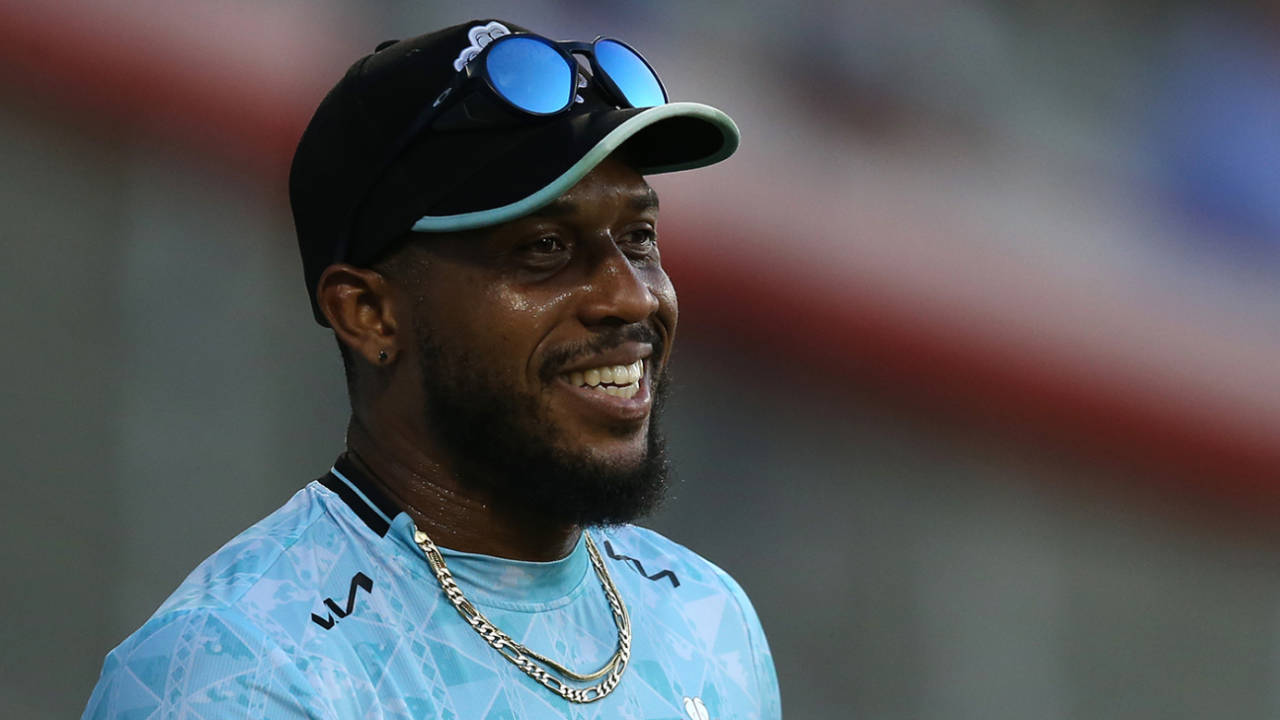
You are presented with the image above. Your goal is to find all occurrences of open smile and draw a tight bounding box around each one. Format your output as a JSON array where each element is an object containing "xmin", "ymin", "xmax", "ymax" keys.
[
  {"xmin": 554, "ymin": 355, "xmax": 653, "ymax": 423},
  {"xmin": 565, "ymin": 359, "xmax": 644, "ymax": 399}
]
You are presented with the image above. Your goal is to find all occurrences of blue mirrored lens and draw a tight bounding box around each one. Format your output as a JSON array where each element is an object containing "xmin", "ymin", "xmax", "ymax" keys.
[
  {"xmin": 594, "ymin": 39, "xmax": 665, "ymax": 107},
  {"xmin": 486, "ymin": 37, "xmax": 572, "ymax": 114}
]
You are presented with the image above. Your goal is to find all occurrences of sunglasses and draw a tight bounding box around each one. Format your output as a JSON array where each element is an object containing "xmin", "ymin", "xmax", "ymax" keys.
[
  {"xmin": 438, "ymin": 33, "xmax": 667, "ymax": 117},
  {"xmin": 386, "ymin": 34, "xmax": 667, "ymax": 156}
]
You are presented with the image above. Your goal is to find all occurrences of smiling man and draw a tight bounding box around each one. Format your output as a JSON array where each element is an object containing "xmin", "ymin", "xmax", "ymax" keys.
[{"xmin": 84, "ymin": 19, "xmax": 780, "ymax": 720}]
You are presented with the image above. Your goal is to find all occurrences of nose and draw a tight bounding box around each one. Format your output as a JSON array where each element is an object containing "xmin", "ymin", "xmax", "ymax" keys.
[{"xmin": 577, "ymin": 244, "xmax": 660, "ymax": 327}]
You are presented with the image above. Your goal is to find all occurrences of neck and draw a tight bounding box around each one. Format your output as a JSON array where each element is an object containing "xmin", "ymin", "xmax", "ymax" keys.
[{"xmin": 344, "ymin": 416, "xmax": 580, "ymax": 562}]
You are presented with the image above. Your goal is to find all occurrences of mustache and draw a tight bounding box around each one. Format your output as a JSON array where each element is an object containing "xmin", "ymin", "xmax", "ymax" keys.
[{"xmin": 540, "ymin": 324, "xmax": 664, "ymax": 381}]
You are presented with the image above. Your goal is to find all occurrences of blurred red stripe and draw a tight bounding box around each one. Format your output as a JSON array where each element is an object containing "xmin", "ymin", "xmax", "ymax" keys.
[
  {"xmin": 0, "ymin": 0, "xmax": 350, "ymax": 173},
  {"xmin": 3, "ymin": 0, "xmax": 1276, "ymax": 494},
  {"xmin": 666, "ymin": 239, "xmax": 1280, "ymax": 495}
]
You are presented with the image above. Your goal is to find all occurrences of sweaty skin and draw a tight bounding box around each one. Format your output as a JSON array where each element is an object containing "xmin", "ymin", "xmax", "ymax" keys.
[{"xmin": 318, "ymin": 156, "xmax": 676, "ymax": 561}]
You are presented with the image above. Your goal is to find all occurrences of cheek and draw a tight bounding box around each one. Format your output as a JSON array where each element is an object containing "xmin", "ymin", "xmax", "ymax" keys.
[
  {"xmin": 457, "ymin": 286, "xmax": 564, "ymax": 375},
  {"xmin": 493, "ymin": 285, "xmax": 575, "ymax": 317},
  {"xmin": 651, "ymin": 270, "xmax": 678, "ymax": 328},
  {"xmin": 414, "ymin": 282, "xmax": 517, "ymax": 357}
]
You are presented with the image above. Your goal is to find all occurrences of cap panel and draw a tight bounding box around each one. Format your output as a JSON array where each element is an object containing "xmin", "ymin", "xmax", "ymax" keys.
[
  {"xmin": 290, "ymin": 57, "xmax": 379, "ymax": 318},
  {"xmin": 292, "ymin": 19, "xmax": 526, "ymax": 323},
  {"xmin": 409, "ymin": 102, "xmax": 739, "ymax": 232}
]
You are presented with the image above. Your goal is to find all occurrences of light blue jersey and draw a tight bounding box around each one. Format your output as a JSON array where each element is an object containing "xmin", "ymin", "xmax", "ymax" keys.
[{"xmin": 84, "ymin": 457, "xmax": 781, "ymax": 719}]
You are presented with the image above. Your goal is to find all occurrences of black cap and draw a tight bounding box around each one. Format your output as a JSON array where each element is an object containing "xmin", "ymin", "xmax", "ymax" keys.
[{"xmin": 290, "ymin": 19, "xmax": 740, "ymax": 325}]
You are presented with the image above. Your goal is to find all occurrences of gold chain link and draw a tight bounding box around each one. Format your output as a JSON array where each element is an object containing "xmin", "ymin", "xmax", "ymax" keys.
[{"xmin": 412, "ymin": 528, "xmax": 631, "ymax": 703}]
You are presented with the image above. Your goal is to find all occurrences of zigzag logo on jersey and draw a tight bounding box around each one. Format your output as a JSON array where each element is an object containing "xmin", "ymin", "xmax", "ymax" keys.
[
  {"xmin": 311, "ymin": 572, "xmax": 373, "ymax": 629},
  {"xmin": 603, "ymin": 540, "xmax": 680, "ymax": 588}
]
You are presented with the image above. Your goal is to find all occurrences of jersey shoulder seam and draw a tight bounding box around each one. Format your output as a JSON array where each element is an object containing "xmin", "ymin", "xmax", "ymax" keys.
[
  {"xmin": 704, "ymin": 561, "xmax": 769, "ymax": 700},
  {"xmin": 116, "ymin": 604, "xmax": 333, "ymax": 719},
  {"xmin": 618, "ymin": 526, "xmax": 769, "ymax": 699},
  {"xmin": 166, "ymin": 485, "xmax": 338, "ymax": 614},
  {"xmin": 224, "ymin": 486, "xmax": 336, "ymax": 608}
]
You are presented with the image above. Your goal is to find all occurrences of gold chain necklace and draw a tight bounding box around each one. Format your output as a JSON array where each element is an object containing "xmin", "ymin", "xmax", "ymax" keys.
[{"xmin": 412, "ymin": 528, "xmax": 632, "ymax": 703}]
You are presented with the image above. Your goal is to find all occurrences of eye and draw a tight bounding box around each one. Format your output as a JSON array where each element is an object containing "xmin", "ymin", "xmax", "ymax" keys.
[
  {"xmin": 513, "ymin": 233, "xmax": 571, "ymax": 272},
  {"xmin": 620, "ymin": 227, "xmax": 658, "ymax": 257},
  {"xmin": 526, "ymin": 235, "xmax": 565, "ymax": 254}
]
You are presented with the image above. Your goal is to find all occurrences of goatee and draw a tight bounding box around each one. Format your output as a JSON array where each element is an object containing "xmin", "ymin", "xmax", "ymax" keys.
[{"xmin": 417, "ymin": 325, "xmax": 672, "ymax": 528}]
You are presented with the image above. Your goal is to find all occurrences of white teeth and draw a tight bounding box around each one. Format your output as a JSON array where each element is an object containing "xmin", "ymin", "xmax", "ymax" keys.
[{"xmin": 565, "ymin": 359, "xmax": 645, "ymax": 397}]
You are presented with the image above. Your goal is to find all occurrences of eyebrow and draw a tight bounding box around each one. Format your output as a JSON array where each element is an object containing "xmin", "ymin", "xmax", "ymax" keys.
[
  {"xmin": 531, "ymin": 187, "xmax": 660, "ymax": 218},
  {"xmin": 633, "ymin": 187, "xmax": 660, "ymax": 211}
]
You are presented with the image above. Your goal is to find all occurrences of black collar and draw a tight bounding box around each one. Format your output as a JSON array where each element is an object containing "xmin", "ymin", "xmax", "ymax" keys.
[{"xmin": 319, "ymin": 453, "xmax": 403, "ymax": 537}]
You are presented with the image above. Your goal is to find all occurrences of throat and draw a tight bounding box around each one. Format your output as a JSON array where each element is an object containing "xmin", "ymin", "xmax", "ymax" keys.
[{"xmin": 342, "ymin": 426, "xmax": 582, "ymax": 562}]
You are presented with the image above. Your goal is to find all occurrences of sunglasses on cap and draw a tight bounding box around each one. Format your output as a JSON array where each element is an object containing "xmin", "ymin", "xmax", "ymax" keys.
[
  {"xmin": 344, "ymin": 33, "xmax": 668, "ymax": 262},
  {"xmin": 439, "ymin": 34, "xmax": 667, "ymax": 116},
  {"xmin": 384, "ymin": 34, "xmax": 667, "ymax": 155}
]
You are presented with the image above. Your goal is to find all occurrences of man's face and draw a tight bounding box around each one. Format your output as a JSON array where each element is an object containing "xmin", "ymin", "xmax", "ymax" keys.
[{"xmin": 398, "ymin": 156, "xmax": 677, "ymax": 526}]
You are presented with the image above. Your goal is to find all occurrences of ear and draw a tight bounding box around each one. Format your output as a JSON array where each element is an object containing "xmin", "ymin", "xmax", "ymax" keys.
[{"xmin": 316, "ymin": 263, "xmax": 401, "ymax": 366}]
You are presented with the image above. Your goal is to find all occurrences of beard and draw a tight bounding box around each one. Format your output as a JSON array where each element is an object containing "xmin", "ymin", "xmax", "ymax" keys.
[{"xmin": 415, "ymin": 323, "xmax": 671, "ymax": 528}]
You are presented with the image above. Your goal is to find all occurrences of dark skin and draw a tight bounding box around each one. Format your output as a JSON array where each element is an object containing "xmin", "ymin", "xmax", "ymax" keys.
[{"xmin": 316, "ymin": 156, "xmax": 676, "ymax": 561}]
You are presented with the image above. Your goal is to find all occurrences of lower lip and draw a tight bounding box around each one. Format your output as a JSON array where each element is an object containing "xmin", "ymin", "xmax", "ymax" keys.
[{"xmin": 554, "ymin": 372, "xmax": 652, "ymax": 423}]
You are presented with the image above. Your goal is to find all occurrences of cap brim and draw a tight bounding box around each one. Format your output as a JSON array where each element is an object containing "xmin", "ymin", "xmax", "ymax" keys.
[{"xmin": 409, "ymin": 102, "xmax": 739, "ymax": 233}]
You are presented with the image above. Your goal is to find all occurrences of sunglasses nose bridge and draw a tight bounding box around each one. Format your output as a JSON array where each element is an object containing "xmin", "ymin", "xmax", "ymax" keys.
[{"xmin": 566, "ymin": 49, "xmax": 594, "ymax": 74}]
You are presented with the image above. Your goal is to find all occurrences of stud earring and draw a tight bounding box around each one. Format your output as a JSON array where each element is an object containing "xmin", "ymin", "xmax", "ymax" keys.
[{"xmin": 377, "ymin": 350, "xmax": 389, "ymax": 362}]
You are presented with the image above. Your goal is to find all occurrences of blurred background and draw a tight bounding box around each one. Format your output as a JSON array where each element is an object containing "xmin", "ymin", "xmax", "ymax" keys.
[{"xmin": 3, "ymin": 0, "xmax": 1280, "ymax": 717}]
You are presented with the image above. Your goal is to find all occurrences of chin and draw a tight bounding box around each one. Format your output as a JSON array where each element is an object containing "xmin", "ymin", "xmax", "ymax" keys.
[{"xmin": 573, "ymin": 428, "xmax": 651, "ymax": 469}]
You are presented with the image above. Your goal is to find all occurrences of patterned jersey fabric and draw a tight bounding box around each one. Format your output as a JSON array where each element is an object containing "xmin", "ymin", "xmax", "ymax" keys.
[{"xmin": 83, "ymin": 457, "xmax": 781, "ymax": 719}]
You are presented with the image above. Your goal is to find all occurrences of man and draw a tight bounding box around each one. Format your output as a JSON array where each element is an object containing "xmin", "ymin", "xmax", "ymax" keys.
[{"xmin": 84, "ymin": 18, "xmax": 780, "ymax": 719}]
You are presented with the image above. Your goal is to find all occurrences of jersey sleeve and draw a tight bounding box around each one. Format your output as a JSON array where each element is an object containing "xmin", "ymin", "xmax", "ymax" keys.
[
  {"xmin": 711, "ymin": 565, "xmax": 783, "ymax": 720},
  {"xmin": 83, "ymin": 606, "xmax": 332, "ymax": 720}
]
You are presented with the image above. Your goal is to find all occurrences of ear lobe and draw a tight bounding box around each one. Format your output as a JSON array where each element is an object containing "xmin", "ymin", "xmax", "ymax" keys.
[{"xmin": 317, "ymin": 264, "xmax": 400, "ymax": 366}]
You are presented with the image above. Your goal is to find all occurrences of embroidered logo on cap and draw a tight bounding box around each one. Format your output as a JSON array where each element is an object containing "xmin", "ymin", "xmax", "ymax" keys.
[{"xmin": 453, "ymin": 21, "xmax": 512, "ymax": 71}]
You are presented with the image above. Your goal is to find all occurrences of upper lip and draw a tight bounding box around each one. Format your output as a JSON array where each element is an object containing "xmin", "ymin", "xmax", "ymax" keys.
[{"xmin": 555, "ymin": 341, "xmax": 653, "ymax": 376}]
